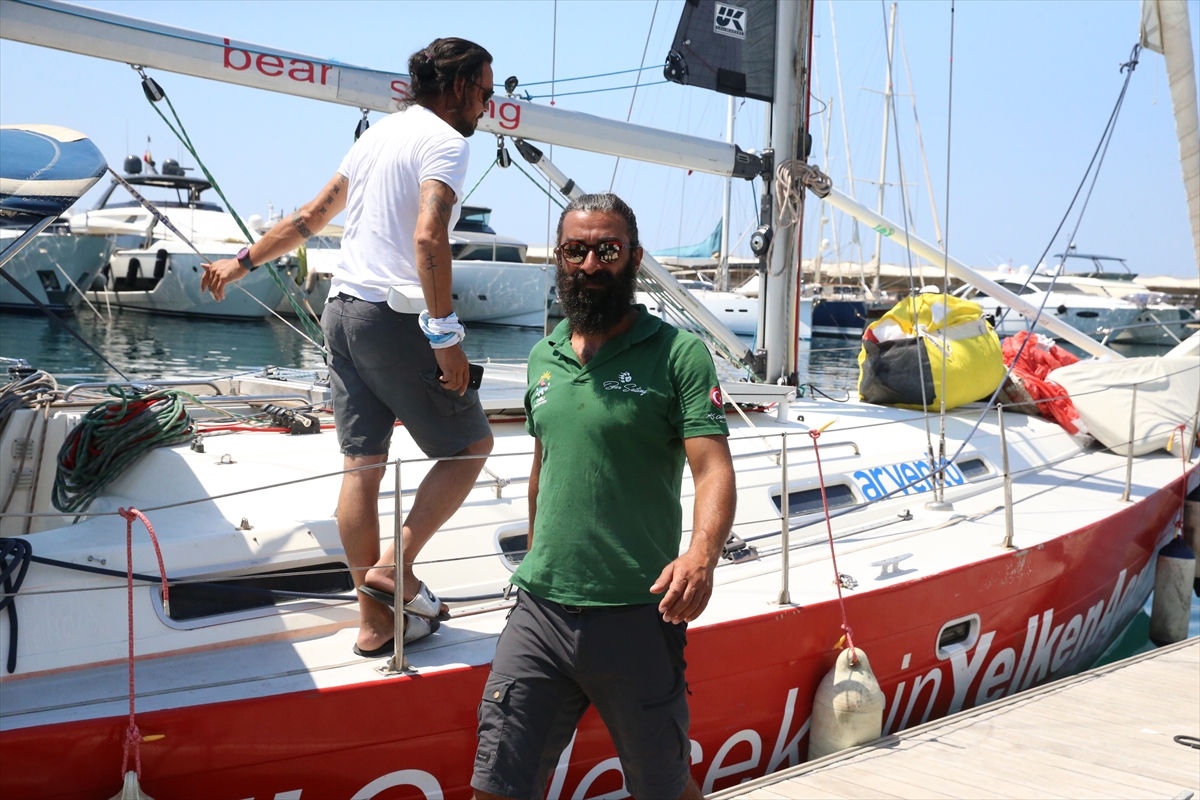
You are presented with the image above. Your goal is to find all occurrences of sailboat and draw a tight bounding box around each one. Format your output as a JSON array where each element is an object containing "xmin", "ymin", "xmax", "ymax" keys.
[{"xmin": 0, "ymin": 2, "xmax": 1197, "ymax": 799}]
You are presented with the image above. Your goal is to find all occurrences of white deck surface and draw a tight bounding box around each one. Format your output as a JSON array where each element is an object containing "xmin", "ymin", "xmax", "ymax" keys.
[{"xmin": 715, "ymin": 638, "xmax": 1200, "ymax": 800}]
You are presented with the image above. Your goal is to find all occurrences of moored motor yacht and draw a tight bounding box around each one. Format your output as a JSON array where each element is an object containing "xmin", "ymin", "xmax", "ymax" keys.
[
  {"xmin": 67, "ymin": 157, "xmax": 293, "ymax": 319},
  {"xmin": 957, "ymin": 269, "xmax": 1146, "ymax": 343},
  {"xmin": 275, "ymin": 206, "xmax": 550, "ymax": 327},
  {"xmin": 0, "ymin": 218, "xmax": 114, "ymax": 314}
]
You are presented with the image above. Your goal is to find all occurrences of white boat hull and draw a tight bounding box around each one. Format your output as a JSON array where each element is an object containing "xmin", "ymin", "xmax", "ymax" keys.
[
  {"xmin": 94, "ymin": 247, "xmax": 289, "ymax": 319},
  {"xmin": 0, "ymin": 230, "xmax": 114, "ymax": 313},
  {"xmin": 0, "ymin": 364, "xmax": 1194, "ymax": 798}
]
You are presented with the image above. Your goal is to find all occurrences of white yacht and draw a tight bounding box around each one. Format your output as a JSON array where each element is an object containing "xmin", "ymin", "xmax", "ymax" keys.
[
  {"xmin": 279, "ymin": 206, "xmax": 549, "ymax": 327},
  {"xmin": 957, "ymin": 268, "xmax": 1146, "ymax": 343},
  {"xmin": 68, "ymin": 157, "xmax": 292, "ymax": 319},
  {"xmin": 1049, "ymin": 253, "xmax": 1197, "ymax": 344},
  {"xmin": 0, "ymin": 218, "xmax": 114, "ymax": 314}
]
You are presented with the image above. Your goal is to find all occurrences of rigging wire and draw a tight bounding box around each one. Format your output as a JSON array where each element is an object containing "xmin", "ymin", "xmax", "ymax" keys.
[
  {"xmin": 995, "ymin": 43, "xmax": 1142, "ymax": 329},
  {"xmin": 515, "ymin": 64, "xmax": 661, "ymax": 88},
  {"xmin": 936, "ymin": 0, "xmax": 957, "ymax": 502},
  {"xmin": 894, "ymin": 42, "xmax": 1148, "ymax": 489},
  {"xmin": 527, "ymin": 80, "xmax": 670, "ymax": 101},
  {"xmin": 610, "ymin": 0, "xmax": 662, "ymax": 191},
  {"xmin": 877, "ymin": 0, "xmax": 939, "ymax": 488},
  {"xmin": 134, "ymin": 68, "xmax": 326, "ymax": 348}
]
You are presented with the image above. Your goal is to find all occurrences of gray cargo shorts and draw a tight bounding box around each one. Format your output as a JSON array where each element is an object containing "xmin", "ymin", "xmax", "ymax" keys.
[
  {"xmin": 472, "ymin": 589, "xmax": 692, "ymax": 800},
  {"xmin": 321, "ymin": 294, "xmax": 491, "ymax": 458}
]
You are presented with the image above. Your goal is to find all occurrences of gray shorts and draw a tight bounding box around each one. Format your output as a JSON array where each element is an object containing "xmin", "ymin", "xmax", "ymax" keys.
[
  {"xmin": 321, "ymin": 294, "xmax": 491, "ymax": 458},
  {"xmin": 472, "ymin": 589, "xmax": 691, "ymax": 800}
]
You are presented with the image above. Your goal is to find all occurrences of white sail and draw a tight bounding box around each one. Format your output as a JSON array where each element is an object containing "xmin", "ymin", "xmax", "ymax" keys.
[{"xmin": 1141, "ymin": 0, "xmax": 1200, "ymax": 272}]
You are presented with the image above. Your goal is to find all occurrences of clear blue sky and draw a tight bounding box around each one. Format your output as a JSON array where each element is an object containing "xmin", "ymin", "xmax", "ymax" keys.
[{"xmin": 2, "ymin": 0, "xmax": 1196, "ymax": 277}]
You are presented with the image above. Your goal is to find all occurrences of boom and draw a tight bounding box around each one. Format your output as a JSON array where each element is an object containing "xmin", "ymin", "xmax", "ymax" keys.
[{"xmin": 0, "ymin": 0, "xmax": 761, "ymax": 180}]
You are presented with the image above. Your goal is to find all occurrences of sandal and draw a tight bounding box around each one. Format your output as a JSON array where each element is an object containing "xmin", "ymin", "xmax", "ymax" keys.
[
  {"xmin": 357, "ymin": 581, "xmax": 451, "ymax": 621},
  {"xmin": 352, "ymin": 612, "xmax": 439, "ymax": 658}
]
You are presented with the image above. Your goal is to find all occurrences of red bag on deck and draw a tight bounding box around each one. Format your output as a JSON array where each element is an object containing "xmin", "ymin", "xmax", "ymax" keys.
[{"xmin": 1000, "ymin": 332, "xmax": 1086, "ymax": 435}]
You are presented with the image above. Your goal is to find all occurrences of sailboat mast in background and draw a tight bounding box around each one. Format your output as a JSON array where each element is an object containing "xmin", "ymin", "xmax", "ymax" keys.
[{"xmin": 870, "ymin": 2, "xmax": 898, "ymax": 295}]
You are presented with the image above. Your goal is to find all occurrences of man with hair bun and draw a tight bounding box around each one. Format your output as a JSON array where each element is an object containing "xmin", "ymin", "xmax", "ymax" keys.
[{"xmin": 201, "ymin": 38, "xmax": 496, "ymax": 658}]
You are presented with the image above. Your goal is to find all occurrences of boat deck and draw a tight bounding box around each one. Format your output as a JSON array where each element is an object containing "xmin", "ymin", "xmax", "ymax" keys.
[{"xmin": 716, "ymin": 638, "xmax": 1200, "ymax": 800}]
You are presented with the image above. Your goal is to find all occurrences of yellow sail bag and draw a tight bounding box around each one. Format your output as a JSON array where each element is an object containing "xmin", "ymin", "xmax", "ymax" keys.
[{"xmin": 857, "ymin": 293, "xmax": 1005, "ymax": 410}]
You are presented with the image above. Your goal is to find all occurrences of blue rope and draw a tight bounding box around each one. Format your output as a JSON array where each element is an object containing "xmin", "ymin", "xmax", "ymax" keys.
[
  {"xmin": 527, "ymin": 80, "xmax": 669, "ymax": 100},
  {"xmin": 514, "ymin": 64, "xmax": 661, "ymax": 87}
]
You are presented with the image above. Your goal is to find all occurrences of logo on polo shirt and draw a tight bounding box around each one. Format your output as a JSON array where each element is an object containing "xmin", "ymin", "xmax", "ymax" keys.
[
  {"xmin": 710, "ymin": 387, "xmax": 723, "ymax": 407},
  {"xmin": 603, "ymin": 371, "xmax": 649, "ymax": 396},
  {"xmin": 532, "ymin": 371, "xmax": 552, "ymax": 409}
]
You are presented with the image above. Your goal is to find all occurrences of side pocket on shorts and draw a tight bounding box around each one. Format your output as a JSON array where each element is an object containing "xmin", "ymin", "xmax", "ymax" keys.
[
  {"xmin": 420, "ymin": 370, "xmax": 479, "ymax": 416},
  {"xmin": 642, "ymin": 683, "xmax": 690, "ymax": 761},
  {"xmin": 475, "ymin": 671, "xmax": 517, "ymax": 768}
]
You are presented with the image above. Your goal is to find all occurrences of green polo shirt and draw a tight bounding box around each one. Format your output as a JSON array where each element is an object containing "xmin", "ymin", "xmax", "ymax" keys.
[{"xmin": 514, "ymin": 305, "xmax": 730, "ymax": 606}]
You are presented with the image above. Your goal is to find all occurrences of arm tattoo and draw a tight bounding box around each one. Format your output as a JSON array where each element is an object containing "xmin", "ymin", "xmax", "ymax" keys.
[
  {"xmin": 425, "ymin": 253, "xmax": 439, "ymax": 308},
  {"xmin": 418, "ymin": 180, "xmax": 455, "ymax": 229},
  {"xmin": 291, "ymin": 212, "xmax": 314, "ymax": 240}
]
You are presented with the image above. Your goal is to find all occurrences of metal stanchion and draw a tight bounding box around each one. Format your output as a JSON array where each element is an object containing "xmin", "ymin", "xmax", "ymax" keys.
[
  {"xmin": 386, "ymin": 458, "xmax": 409, "ymax": 674},
  {"xmin": 1121, "ymin": 385, "xmax": 1138, "ymax": 503},
  {"xmin": 778, "ymin": 432, "xmax": 791, "ymax": 605},
  {"xmin": 999, "ymin": 405, "xmax": 1015, "ymax": 550}
]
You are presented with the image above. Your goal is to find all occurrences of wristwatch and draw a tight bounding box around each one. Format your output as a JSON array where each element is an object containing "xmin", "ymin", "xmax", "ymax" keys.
[{"xmin": 236, "ymin": 246, "xmax": 257, "ymax": 272}]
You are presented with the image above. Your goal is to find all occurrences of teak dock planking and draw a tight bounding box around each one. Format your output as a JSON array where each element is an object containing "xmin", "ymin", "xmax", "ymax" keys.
[{"xmin": 714, "ymin": 638, "xmax": 1200, "ymax": 800}]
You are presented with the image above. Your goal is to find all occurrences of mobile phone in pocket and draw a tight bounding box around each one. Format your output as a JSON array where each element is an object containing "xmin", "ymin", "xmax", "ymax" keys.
[{"xmin": 436, "ymin": 363, "xmax": 485, "ymax": 391}]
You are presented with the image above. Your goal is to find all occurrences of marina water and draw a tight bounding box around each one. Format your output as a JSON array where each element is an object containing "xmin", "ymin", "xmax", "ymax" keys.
[{"xmin": 2, "ymin": 310, "xmax": 1196, "ymax": 647}]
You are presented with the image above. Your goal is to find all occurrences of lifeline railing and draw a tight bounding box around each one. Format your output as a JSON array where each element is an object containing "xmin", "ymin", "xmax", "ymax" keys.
[{"xmin": 3, "ymin": 368, "xmax": 1197, "ymax": 676}]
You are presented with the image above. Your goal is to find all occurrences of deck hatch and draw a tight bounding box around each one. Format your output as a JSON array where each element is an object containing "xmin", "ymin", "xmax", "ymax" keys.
[
  {"xmin": 166, "ymin": 562, "xmax": 353, "ymax": 621},
  {"xmin": 497, "ymin": 531, "xmax": 528, "ymax": 566},
  {"xmin": 957, "ymin": 458, "xmax": 989, "ymax": 480},
  {"xmin": 771, "ymin": 483, "xmax": 857, "ymax": 517}
]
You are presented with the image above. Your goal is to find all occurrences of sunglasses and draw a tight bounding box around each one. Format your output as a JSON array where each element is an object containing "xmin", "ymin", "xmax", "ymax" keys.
[
  {"xmin": 556, "ymin": 240, "xmax": 626, "ymax": 265},
  {"xmin": 474, "ymin": 81, "xmax": 495, "ymax": 104}
]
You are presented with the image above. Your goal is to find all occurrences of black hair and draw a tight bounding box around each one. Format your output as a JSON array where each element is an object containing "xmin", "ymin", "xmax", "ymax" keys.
[
  {"xmin": 555, "ymin": 193, "xmax": 641, "ymax": 251},
  {"xmin": 406, "ymin": 38, "xmax": 493, "ymax": 107}
]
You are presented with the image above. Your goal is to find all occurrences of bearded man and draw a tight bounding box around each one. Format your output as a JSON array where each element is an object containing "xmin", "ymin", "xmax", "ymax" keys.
[{"xmin": 472, "ymin": 194, "xmax": 737, "ymax": 800}]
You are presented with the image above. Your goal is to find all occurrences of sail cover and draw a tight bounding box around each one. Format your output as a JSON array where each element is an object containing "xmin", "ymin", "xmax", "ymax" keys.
[
  {"xmin": 664, "ymin": 0, "xmax": 776, "ymax": 101},
  {"xmin": 0, "ymin": 125, "xmax": 107, "ymax": 221}
]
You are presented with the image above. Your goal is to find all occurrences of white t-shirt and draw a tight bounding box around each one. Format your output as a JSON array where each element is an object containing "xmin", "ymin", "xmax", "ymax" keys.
[{"xmin": 330, "ymin": 105, "xmax": 469, "ymax": 303}]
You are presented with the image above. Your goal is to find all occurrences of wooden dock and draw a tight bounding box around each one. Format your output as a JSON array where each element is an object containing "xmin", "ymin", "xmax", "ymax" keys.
[{"xmin": 715, "ymin": 638, "xmax": 1200, "ymax": 800}]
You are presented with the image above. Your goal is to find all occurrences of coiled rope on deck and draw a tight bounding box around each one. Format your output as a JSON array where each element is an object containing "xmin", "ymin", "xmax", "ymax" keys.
[{"xmin": 52, "ymin": 386, "xmax": 196, "ymax": 514}]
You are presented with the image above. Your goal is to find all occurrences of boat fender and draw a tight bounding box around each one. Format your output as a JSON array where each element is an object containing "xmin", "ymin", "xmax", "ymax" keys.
[
  {"xmin": 108, "ymin": 770, "xmax": 155, "ymax": 800},
  {"xmin": 1148, "ymin": 537, "xmax": 1196, "ymax": 647},
  {"xmin": 1185, "ymin": 489, "xmax": 1200, "ymax": 595},
  {"xmin": 153, "ymin": 250, "xmax": 169, "ymax": 280},
  {"xmin": 808, "ymin": 648, "xmax": 884, "ymax": 760}
]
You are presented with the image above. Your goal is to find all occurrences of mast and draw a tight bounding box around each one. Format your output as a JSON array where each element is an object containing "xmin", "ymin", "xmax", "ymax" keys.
[
  {"xmin": 898, "ymin": 20, "xmax": 943, "ymax": 250},
  {"xmin": 871, "ymin": 2, "xmax": 898, "ymax": 295},
  {"xmin": 829, "ymin": 0, "xmax": 868, "ymax": 290},
  {"xmin": 719, "ymin": 96, "xmax": 736, "ymax": 291},
  {"xmin": 762, "ymin": 0, "xmax": 811, "ymax": 384}
]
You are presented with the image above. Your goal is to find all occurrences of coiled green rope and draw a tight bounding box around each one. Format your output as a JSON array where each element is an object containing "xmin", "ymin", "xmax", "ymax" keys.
[{"xmin": 53, "ymin": 386, "xmax": 197, "ymax": 514}]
